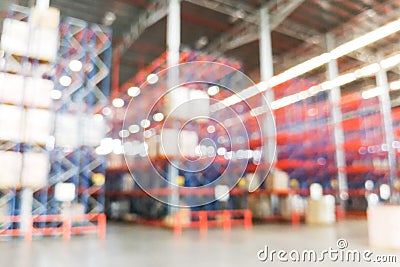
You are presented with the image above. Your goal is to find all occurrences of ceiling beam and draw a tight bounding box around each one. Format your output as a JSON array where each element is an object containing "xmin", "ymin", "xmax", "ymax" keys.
[
  {"xmin": 274, "ymin": 2, "xmax": 400, "ymax": 73},
  {"xmin": 116, "ymin": 0, "xmax": 168, "ymax": 55},
  {"xmin": 205, "ymin": 0, "xmax": 305, "ymax": 53}
]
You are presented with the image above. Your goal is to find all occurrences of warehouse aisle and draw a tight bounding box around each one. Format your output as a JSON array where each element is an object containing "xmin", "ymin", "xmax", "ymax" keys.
[{"xmin": 1, "ymin": 220, "xmax": 399, "ymax": 267}]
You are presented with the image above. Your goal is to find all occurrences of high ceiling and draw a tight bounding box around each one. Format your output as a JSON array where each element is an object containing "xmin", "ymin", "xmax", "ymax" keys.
[{"xmin": 2, "ymin": 0, "xmax": 400, "ymax": 90}]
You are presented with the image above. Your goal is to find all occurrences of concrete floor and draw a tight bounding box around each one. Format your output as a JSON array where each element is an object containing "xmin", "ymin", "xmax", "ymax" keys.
[{"xmin": 1, "ymin": 219, "xmax": 399, "ymax": 267}]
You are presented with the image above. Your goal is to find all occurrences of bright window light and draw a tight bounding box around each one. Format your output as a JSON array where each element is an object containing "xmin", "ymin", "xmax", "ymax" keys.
[
  {"xmin": 127, "ymin": 86, "xmax": 141, "ymax": 97},
  {"xmin": 112, "ymin": 98, "xmax": 124, "ymax": 108}
]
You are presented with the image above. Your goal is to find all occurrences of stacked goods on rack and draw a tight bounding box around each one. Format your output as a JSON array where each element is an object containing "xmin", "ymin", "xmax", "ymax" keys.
[{"xmin": 0, "ymin": 4, "xmax": 112, "ymax": 238}]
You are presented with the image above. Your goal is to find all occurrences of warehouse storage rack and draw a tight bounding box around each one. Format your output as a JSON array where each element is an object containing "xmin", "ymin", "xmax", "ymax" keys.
[
  {"xmin": 105, "ymin": 49, "xmax": 259, "ymax": 227},
  {"xmin": 0, "ymin": 4, "xmax": 111, "ymax": 239}
]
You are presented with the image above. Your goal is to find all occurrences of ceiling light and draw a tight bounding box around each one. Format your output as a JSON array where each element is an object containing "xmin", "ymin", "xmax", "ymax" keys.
[
  {"xmin": 146, "ymin": 73, "xmax": 159, "ymax": 84},
  {"xmin": 331, "ymin": 18, "xmax": 400, "ymax": 59},
  {"xmin": 207, "ymin": 85, "xmax": 220, "ymax": 96},
  {"xmin": 354, "ymin": 63, "xmax": 380, "ymax": 77},
  {"xmin": 127, "ymin": 86, "xmax": 141, "ymax": 97},
  {"xmin": 380, "ymin": 54, "xmax": 400, "ymax": 69},
  {"xmin": 112, "ymin": 98, "xmax": 124, "ymax": 108},
  {"xmin": 153, "ymin": 112, "xmax": 164, "ymax": 122},
  {"xmin": 59, "ymin": 75, "xmax": 72, "ymax": 87},
  {"xmin": 50, "ymin": 89, "xmax": 62, "ymax": 100},
  {"xmin": 69, "ymin": 59, "xmax": 83, "ymax": 72},
  {"xmin": 362, "ymin": 87, "xmax": 382, "ymax": 99},
  {"xmin": 390, "ymin": 80, "xmax": 400, "ymax": 90}
]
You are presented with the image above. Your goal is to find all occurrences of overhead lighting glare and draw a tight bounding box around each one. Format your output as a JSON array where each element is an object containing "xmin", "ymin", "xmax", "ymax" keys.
[
  {"xmin": 390, "ymin": 80, "xmax": 400, "ymax": 90},
  {"xmin": 127, "ymin": 86, "xmax": 141, "ymax": 97},
  {"xmin": 362, "ymin": 87, "xmax": 382, "ymax": 99},
  {"xmin": 330, "ymin": 18, "xmax": 400, "ymax": 59},
  {"xmin": 112, "ymin": 98, "xmax": 124, "ymax": 108}
]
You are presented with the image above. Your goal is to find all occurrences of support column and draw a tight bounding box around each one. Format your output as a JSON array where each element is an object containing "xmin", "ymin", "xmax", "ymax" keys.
[
  {"xmin": 259, "ymin": 6, "xmax": 276, "ymax": 165},
  {"xmin": 376, "ymin": 62, "xmax": 398, "ymax": 203},
  {"xmin": 326, "ymin": 33, "xmax": 348, "ymax": 207},
  {"xmin": 166, "ymin": 0, "xmax": 181, "ymax": 213},
  {"xmin": 20, "ymin": 188, "xmax": 33, "ymax": 234}
]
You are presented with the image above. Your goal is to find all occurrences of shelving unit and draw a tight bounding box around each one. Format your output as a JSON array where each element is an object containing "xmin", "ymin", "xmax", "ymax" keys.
[{"xmin": 0, "ymin": 4, "xmax": 111, "ymax": 239}]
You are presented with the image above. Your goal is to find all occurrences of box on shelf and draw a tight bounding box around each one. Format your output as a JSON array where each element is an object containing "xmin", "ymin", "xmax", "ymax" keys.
[
  {"xmin": 0, "ymin": 151, "xmax": 22, "ymax": 189},
  {"xmin": 54, "ymin": 183, "xmax": 76, "ymax": 202},
  {"xmin": 81, "ymin": 115, "xmax": 107, "ymax": 147},
  {"xmin": 266, "ymin": 169, "xmax": 289, "ymax": 191},
  {"xmin": 158, "ymin": 128, "xmax": 199, "ymax": 157},
  {"xmin": 24, "ymin": 108, "xmax": 53, "ymax": 144},
  {"xmin": 29, "ymin": 26, "xmax": 58, "ymax": 62},
  {"xmin": 54, "ymin": 113, "xmax": 79, "ymax": 148},
  {"xmin": 1, "ymin": 18, "xmax": 58, "ymax": 61},
  {"xmin": 20, "ymin": 152, "xmax": 49, "ymax": 190},
  {"xmin": 163, "ymin": 87, "xmax": 210, "ymax": 120},
  {"xmin": 0, "ymin": 73, "xmax": 24, "ymax": 105},
  {"xmin": 1, "ymin": 19, "xmax": 30, "ymax": 57},
  {"xmin": 29, "ymin": 7, "xmax": 60, "ymax": 29},
  {"xmin": 24, "ymin": 77, "xmax": 53, "ymax": 108},
  {"xmin": 368, "ymin": 205, "xmax": 400, "ymax": 249},
  {"xmin": 0, "ymin": 74, "xmax": 53, "ymax": 108},
  {"xmin": 305, "ymin": 195, "xmax": 335, "ymax": 225},
  {"xmin": 108, "ymin": 153, "xmax": 125, "ymax": 169},
  {"xmin": 0, "ymin": 105, "xmax": 23, "ymax": 142},
  {"xmin": 248, "ymin": 195, "xmax": 272, "ymax": 218}
]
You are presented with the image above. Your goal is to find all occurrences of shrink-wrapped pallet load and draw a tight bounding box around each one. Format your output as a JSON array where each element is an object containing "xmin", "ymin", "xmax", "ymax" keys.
[
  {"xmin": 24, "ymin": 108, "xmax": 53, "ymax": 144},
  {"xmin": 20, "ymin": 152, "xmax": 49, "ymax": 190},
  {"xmin": 0, "ymin": 105, "xmax": 23, "ymax": 142},
  {"xmin": 0, "ymin": 151, "xmax": 22, "ymax": 189},
  {"xmin": 163, "ymin": 87, "xmax": 210, "ymax": 120},
  {"xmin": 54, "ymin": 113, "xmax": 79, "ymax": 148}
]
